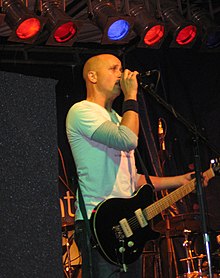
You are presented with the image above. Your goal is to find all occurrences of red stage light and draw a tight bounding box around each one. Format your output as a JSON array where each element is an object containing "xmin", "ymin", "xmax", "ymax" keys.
[
  {"xmin": 42, "ymin": 2, "xmax": 83, "ymax": 46},
  {"xmin": 176, "ymin": 25, "xmax": 197, "ymax": 45},
  {"xmin": 144, "ymin": 25, "xmax": 165, "ymax": 46},
  {"xmin": 129, "ymin": 3, "xmax": 166, "ymax": 49},
  {"xmin": 16, "ymin": 18, "xmax": 41, "ymax": 39},
  {"xmin": 54, "ymin": 21, "xmax": 77, "ymax": 43},
  {"xmin": 3, "ymin": 0, "xmax": 45, "ymax": 43}
]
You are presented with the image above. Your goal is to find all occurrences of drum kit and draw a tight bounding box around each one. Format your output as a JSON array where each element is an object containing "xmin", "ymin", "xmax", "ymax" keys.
[{"xmin": 155, "ymin": 213, "xmax": 220, "ymax": 278}]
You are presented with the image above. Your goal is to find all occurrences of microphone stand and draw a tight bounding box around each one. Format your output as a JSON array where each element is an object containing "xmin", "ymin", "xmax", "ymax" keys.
[
  {"xmin": 138, "ymin": 81, "xmax": 220, "ymax": 278},
  {"xmin": 160, "ymin": 153, "xmax": 175, "ymax": 278},
  {"xmin": 159, "ymin": 146, "xmax": 179, "ymax": 278}
]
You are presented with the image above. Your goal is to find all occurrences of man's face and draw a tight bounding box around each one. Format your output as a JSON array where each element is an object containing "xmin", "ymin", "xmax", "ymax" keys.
[{"xmin": 96, "ymin": 55, "xmax": 122, "ymax": 99}]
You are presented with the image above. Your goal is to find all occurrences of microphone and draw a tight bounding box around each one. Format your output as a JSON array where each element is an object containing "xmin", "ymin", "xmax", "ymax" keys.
[
  {"xmin": 158, "ymin": 118, "xmax": 166, "ymax": 151},
  {"xmin": 137, "ymin": 70, "xmax": 158, "ymax": 80}
]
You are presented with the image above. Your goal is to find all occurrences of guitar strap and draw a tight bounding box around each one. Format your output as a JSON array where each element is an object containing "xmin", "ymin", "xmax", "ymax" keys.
[
  {"xmin": 135, "ymin": 148, "xmax": 154, "ymax": 188},
  {"xmin": 73, "ymin": 177, "xmax": 94, "ymax": 278},
  {"xmin": 77, "ymin": 182, "xmax": 92, "ymax": 239}
]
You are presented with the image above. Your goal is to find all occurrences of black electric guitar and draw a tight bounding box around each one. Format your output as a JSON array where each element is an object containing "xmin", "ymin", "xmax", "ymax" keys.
[{"xmin": 90, "ymin": 159, "xmax": 220, "ymax": 266}]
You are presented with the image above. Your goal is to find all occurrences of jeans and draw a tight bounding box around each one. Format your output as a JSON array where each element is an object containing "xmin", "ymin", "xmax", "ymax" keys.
[{"xmin": 75, "ymin": 221, "xmax": 142, "ymax": 278}]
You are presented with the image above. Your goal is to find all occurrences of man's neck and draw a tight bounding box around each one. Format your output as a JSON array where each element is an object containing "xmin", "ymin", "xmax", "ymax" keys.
[{"xmin": 86, "ymin": 95, "xmax": 113, "ymax": 112}]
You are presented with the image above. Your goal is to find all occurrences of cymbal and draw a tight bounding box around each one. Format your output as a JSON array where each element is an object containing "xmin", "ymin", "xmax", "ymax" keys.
[{"xmin": 154, "ymin": 213, "xmax": 201, "ymax": 235}]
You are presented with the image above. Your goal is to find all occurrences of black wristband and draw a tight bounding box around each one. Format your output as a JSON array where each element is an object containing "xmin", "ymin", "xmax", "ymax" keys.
[{"xmin": 122, "ymin": 99, "xmax": 139, "ymax": 114}]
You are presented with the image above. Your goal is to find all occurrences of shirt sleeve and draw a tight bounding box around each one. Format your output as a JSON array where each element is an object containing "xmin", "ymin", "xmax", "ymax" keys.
[
  {"xmin": 66, "ymin": 101, "xmax": 138, "ymax": 151},
  {"xmin": 66, "ymin": 102, "xmax": 108, "ymax": 138},
  {"xmin": 92, "ymin": 120, "xmax": 138, "ymax": 151}
]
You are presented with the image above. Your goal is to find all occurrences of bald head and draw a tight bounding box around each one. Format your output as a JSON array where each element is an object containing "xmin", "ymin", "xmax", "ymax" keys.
[{"xmin": 83, "ymin": 54, "xmax": 121, "ymax": 81}]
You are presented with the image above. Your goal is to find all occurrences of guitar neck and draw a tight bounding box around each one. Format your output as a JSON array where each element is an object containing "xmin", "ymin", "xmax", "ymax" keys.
[{"xmin": 144, "ymin": 168, "xmax": 215, "ymax": 221}]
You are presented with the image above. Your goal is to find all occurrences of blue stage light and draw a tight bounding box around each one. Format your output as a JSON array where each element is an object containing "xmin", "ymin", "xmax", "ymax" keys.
[
  {"xmin": 206, "ymin": 30, "xmax": 220, "ymax": 48},
  {"xmin": 191, "ymin": 6, "xmax": 220, "ymax": 49},
  {"xmin": 107, "ymin": 19, "xmax": 130, "ymax": 41},
  {"xmin": 90, "ymin": 0, "xmax": 134, "ymax": 44}
]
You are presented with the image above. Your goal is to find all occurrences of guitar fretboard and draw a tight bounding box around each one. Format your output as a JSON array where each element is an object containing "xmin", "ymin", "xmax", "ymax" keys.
[{"xmin": 144, "ymin": 168, "xmax": 214, "ymax": 221}]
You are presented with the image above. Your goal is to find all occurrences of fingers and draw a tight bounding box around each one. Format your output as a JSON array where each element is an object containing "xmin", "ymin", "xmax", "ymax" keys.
[
  {"xmin": 120, "ymin": 69, "xmax": 139, "ymax": 88},
  {"xmin": 122, "ymin": 69, "xmax": 139, "ymax": 79},
  {"xmin": 189, "ymin": 171, "xmax": 209, "ymax": 187},
  {"xmin": 120, "ymin": 69, "xmax": 139, "ymax": 99}
]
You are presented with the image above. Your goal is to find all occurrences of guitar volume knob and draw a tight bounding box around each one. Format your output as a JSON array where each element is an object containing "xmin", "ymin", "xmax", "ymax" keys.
[
  {"xmin": 119, "ymin": 247, "xmax": 126, "ymax": 253},
  {"xmin": 128, "ymin": 241, "xmax": 134, "ymax": 247}
]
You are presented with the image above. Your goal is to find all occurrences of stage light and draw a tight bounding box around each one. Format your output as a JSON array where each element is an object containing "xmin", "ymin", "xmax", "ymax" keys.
[
  {"xmin": 0, "ymin": 12, "xmax": 6, "ymax": 26},
  {"xmin": 89, "ymin": 0, "xmax": 134, "ymax": 44},
  {"xmin": 42, "ymin": 1, "xmax": 82, "ymax": 46},
  {"xmin": 129, "ymin": 3, "xmax": 166, "ymax": 48},
  {"xmin": 162, "ymin": 6, "xmax": 197, "ymax": 47},
  {"xmin": 191, "ymin": 6, "xmax": 220, "ymax": 49},
  {"xmin": 2, "ymin": 0, "xmax": 46, "ymax": 44}
]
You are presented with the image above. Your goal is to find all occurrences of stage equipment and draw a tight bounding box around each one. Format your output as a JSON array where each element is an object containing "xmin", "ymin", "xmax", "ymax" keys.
[
  {"xmin": 58, "ymin": 147, "xmax": 81, "ymax": 277},
  {"xmin": 158, "ymin": 117, "xmax": 166, "ymax": 151},
  {"xmin": 2, "ymin": 0, "xmax": 46, "ymax": 43},
  {"xmin": 180, "ymin": 229, "xmax": 203, "ymax": 276},
  {"xmin": 62, "ymin": 227, "xmax": 81, "ymax": 278},
  {"xmin": 129, "ymin": 2, "xmax": 166, "ymax": 48},
  {"xmin": 193, "ymin": 231, "xmax": 220, "ymax": 275},
  {"xmin": 161, "ymin": 2, "xmax": 197, "ymax": 47},
  {"xmin": 87, "ymin": 0, "xmax": 134, "ymax": 44},
  {"xmin": 177, "ymin": 229, "xmax": 220, "ymax": 277},
  {"xmin": 190, "ymin": 5, "xmax": 220, "ymax": 49},
  {"xmin": 156, "ymin": 115, "xmax": 179, "ymax": 277},
  {"xmin": 155, "ymin": 213, "xmax": 202, "ymax": 237},
  {"xmin": 138, "ymin": 74, "xmax": 220, "ymax": 278},
  {"xmin": 42, "ymin": 0, "xmax": 82, "ymax": 46}
]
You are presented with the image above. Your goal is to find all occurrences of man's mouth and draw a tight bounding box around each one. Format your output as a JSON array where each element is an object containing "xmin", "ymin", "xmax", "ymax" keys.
[{"xmin": 115, "ymin": 80, "xmax": 120, "ymax": 86}]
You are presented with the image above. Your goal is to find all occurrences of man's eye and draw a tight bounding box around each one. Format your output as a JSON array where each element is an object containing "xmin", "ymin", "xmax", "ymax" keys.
[
  {"xmin": 110, "ymin": 66, "xmax": 123, "ymax": 72},
  {"xmin": 110, "ymin": 66, "xmax": 117, "ymax": 70}
]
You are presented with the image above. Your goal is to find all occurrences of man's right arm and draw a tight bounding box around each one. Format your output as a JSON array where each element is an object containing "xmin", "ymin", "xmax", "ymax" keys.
[{"xmin": 120, "ymin": 69, "xmax": 139, "ymax": 136}]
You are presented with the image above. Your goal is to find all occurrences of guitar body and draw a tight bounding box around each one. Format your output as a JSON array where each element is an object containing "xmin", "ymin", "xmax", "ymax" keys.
[{"xmin": 90, "ymin": 184, "xmax": 160, "ymax": 266}]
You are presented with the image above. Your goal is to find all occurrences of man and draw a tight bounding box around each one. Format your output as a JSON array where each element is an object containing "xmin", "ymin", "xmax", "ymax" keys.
[{"xmin": 66, "ymin": 54, "xmax": 198, "ymax": 278}]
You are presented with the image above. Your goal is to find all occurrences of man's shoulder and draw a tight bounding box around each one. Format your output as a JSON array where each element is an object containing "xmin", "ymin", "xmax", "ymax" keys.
[
  {"xmin": 71, "ymin": 100, "xmax": 87, "ymax": 109},
  {"xmin": 67, "ymin": 100, "xmax": 88, "ymax": 116},
  {"xmin": 71, "ymin": 100, "xmax": 101, "ymax": 111}
]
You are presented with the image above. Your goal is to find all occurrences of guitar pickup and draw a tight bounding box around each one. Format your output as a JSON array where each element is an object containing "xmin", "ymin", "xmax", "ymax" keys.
[
  {"xmin": 135, "ymin": 208, "xmax": 148, "ymax": 228},
  {"xmin": 119, "ymin": 218, "xmax": 133, "ymax": 238}
]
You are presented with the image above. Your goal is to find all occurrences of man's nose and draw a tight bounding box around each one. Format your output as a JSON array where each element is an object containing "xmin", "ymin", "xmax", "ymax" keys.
[{"xmin": 117, "ymin": 70, "xmax": 122, "ymax": 77}]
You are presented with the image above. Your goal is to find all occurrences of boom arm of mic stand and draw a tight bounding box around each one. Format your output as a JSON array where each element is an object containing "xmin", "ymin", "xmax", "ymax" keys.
[{"xmin": 139, "ymin": 82, "xmax": 219, "ymax": 278}]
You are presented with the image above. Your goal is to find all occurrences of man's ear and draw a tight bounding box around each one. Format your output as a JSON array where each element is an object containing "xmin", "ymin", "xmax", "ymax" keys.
[{"xmin": 88, "ymin": 71, "xmax": 97, "ymax": 83}]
